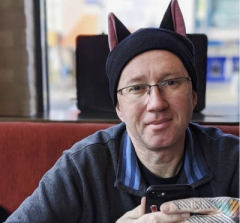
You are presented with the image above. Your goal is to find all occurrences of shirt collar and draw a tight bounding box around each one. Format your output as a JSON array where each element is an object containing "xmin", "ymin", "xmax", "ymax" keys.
[
  {"xmin": 119, "ymin": 131, "xmax": 141, "ymax": 190},
  {"xmin": 116, "ymin": 127, "xmax": 212, "ymax": 192},
  {"xmin": 184, "ymin": 128, "xmax": 208, "ymax": 184}
]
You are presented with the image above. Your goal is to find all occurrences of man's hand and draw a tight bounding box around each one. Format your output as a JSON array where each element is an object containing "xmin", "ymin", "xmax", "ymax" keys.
[
  {"xmin": 116, "ymin": 197, "xmax": 190, "ymax": 223},
  {"xmin": 116, "ymin": 197, "xmax": 239, "ymax": 223},
  {"xmin": 161, "ymin": 197, "xmax": 239, "ymax": 223}
]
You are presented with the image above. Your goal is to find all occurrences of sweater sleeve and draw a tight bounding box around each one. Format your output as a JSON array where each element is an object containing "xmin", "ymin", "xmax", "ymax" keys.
[
  {"xmin": 4, "ymin": 153, "xmax": 82, "ymax": 223},
  {"xmin": 228, "ymin": 150, "xmax": 239, "ymax": 198}
]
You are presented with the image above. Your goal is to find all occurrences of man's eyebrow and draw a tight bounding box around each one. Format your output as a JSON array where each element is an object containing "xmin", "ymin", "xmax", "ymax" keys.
[
  {"xmin": 125, "ymin": 76, "xmax": 146, "ymax": 85},
  {"xmin": 161, "ymin": 72, "xmax": 183, "ymax": 79},
  {"xmin": 125, "ymin": 72, "xmax": 184, "ymax": 85}
]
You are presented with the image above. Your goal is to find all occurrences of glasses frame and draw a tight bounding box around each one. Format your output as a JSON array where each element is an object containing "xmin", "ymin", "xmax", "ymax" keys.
[{"xmin": 117, "ymin": 77, "xmax": 191, "ymax": 96}]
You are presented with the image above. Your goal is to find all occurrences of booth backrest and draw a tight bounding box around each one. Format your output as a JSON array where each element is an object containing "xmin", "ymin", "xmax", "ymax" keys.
[{"xmin": 0, "ymin": 122, "xmax": 238, "ymax": 214}]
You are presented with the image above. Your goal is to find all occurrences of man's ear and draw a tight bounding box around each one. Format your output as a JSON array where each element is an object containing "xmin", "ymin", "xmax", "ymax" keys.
[
  {"xmin": 115, "ymin": 101, "xmax": 124, "ymax": 122},
  {"xmin": 192, "ymin": 90, "xmax": 198, "ymax": 109}
]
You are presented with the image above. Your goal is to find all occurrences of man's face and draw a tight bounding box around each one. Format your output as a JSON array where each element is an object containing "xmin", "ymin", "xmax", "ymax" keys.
[{"xmin": 115, "ymin": 50, "xmax": 197, "ymax": 152}]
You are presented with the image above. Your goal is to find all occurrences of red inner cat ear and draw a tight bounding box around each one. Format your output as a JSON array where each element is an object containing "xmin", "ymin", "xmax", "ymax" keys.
[
  {"xmin": 171, "ymin": 0, "xmax": 186, "ymax": 36},
  {"xmin": 108, "ymin": 13, "xmax": 131, "ymax": 51},
  {"xmin": 108, "ymin": 13, "xmax": 118, "ymax": 51},
  {"xmin": 160, "ymin": 0, "xmax": 186, "ymax": 37}
]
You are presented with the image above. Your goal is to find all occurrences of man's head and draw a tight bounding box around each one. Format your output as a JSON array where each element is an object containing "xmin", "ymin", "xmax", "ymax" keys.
[
  {"xmin": 105, "ymin": 0, "xmax": 198, "ymax": 152},
  {"xmin": 106, "ymin": 0, "xmax": 198, "ymax": 107},
  {"xmin": 114, "ymin": 49, "xmax": 197, "ymax": 151}
]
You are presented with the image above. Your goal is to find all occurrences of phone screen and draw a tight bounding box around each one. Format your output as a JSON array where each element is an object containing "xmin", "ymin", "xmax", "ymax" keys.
[{"xmin": 145, "ymin": 184, "xmax": 194, "ymax": 213}]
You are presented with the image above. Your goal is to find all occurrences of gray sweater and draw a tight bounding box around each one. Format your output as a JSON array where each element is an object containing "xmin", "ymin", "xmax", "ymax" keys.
[{"xmin": 5, "ymin": 122, "xmax": 239, "ymax": 223}]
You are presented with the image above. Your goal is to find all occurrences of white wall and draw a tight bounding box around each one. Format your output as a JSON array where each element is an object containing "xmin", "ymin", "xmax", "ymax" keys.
[{"xmin": 104, "ymin": 0, "xmax": 195, "ymax": 33}]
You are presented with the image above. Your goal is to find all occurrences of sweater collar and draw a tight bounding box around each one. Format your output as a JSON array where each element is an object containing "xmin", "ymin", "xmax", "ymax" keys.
[{"xmin": 115, "ymin": 126, "xmax": 213, "ymax": 195}]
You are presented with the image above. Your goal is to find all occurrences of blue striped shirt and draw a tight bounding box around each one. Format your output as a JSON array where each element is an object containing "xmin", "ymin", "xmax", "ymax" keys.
[{"xmin": 119, "ymin": 127, "xmax": 207, "ymax": 190}]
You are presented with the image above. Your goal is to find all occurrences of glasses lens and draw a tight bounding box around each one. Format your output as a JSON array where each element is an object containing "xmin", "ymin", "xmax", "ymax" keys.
[
  {"xmin": 161, "ymin": 78, "xmax": 189, "ymax": 98},
  {"xmin": 121, "ymin": 85, "xmax": 149, "ymax": 103}
]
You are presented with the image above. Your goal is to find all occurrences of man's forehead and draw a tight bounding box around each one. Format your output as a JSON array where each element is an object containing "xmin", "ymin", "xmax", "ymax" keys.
[{"xmin": 119, "ymin": 69, "xmax": 187, "ymax": 87}]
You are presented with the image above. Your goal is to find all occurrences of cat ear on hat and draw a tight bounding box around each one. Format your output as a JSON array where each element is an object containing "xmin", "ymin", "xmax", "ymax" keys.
[
  {"xmin": 160, "ymin": 0, "xmax": 186, "ymax": 36},
  {"xmin": 108, "ymin": 13, "xmax": 131, "ymax": 51}
]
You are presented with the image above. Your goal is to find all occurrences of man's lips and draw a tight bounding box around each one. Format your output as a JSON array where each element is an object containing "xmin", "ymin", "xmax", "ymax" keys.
[{"xmin": 147, "ymin": 118, "xmax": 172, "ymax": 125}]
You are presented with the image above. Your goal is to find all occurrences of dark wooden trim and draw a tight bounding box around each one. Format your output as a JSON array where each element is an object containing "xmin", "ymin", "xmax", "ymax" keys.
[{"xmin": 33, "ymin": 0, "xmax": 49, "ymax": 113}]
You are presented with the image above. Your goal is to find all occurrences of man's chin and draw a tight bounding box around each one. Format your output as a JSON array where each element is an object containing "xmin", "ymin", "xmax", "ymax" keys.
[{"xmin": 143, "ymin": 136, "xmax": 171, "ymax": 151}]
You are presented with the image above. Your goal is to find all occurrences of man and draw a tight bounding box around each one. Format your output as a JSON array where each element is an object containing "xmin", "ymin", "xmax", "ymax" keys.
[{"xmin": 5, "ymin": 0, "xmax": 239, "ymax": 222}]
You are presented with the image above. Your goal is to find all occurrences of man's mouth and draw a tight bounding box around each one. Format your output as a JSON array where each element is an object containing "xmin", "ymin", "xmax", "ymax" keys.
[{"xmin": 147, "ymin": 118, "xmax": 172, "ymax": 125}]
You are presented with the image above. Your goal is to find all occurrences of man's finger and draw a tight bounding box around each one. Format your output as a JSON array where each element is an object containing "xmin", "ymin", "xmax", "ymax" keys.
[
  {"xmin": 124, "ymin": 197, "xmax": 146, "ymax": 219},
  {"xmin": 160, "ymin": 198, "xmax": 219, "ymax": 214}
]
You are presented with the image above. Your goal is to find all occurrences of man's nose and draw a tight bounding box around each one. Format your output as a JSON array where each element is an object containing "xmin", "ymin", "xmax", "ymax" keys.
[{"xmin": 146, "ymin": 86, "xmax": 168, "ymax": 111}]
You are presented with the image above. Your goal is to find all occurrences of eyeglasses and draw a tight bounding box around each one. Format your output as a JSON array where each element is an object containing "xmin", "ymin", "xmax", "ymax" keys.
[{"xmin": 117, "ymin": 77, "xmax": 191, "ymax": 103}]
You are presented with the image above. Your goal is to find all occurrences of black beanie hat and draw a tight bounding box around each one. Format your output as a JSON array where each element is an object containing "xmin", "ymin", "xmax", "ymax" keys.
[{"xmin": 106, "ymin": 0, "xmax": 197, "ymax": 106}]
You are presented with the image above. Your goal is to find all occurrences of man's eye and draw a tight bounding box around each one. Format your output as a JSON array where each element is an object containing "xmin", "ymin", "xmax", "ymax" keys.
[
  {"xmin": 166, "ymin": 80, "xmax": 179, "ymax": 86},
  {"xmin": 128, "ymin": 85, "xmax": 147, "ymax": 93}
]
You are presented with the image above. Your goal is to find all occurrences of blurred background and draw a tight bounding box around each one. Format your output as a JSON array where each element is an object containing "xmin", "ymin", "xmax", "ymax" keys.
[{"xmin": 46, "ymin": 0, "xmax": 239, "ymax": 113}]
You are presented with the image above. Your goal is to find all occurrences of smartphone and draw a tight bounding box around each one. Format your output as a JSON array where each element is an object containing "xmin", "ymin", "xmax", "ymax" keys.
[{"xmin": 145, "ymin": 184, "xmax": 195, "ymax": 213}]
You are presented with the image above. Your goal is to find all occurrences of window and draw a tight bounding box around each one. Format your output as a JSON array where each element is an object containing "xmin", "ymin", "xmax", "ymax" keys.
[{"xmin": 46, "ymin": 0, "xmax": 239, "ymax": 114}]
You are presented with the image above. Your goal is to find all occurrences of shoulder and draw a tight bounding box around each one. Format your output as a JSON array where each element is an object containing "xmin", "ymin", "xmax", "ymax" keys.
[
  {"xmin": 189, "ymin": 122, "xmax": 239, "ymax": 140},
  {"xmin": 63, "ymin": 122, "xmax": 126, "ymax": 156},
  {"xmin": 188, "ymin": 122, "xmax": 239, "ymax": 155},
  {"xmin": 188, "ymin": 123, "xmax": 239, "ymax": 196}
]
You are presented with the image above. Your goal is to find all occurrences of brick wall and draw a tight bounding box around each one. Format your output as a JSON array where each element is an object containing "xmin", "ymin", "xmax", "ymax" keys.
[{"xmin": 0, "ymin": 0, "xmax": 37, "ymax": 116}]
